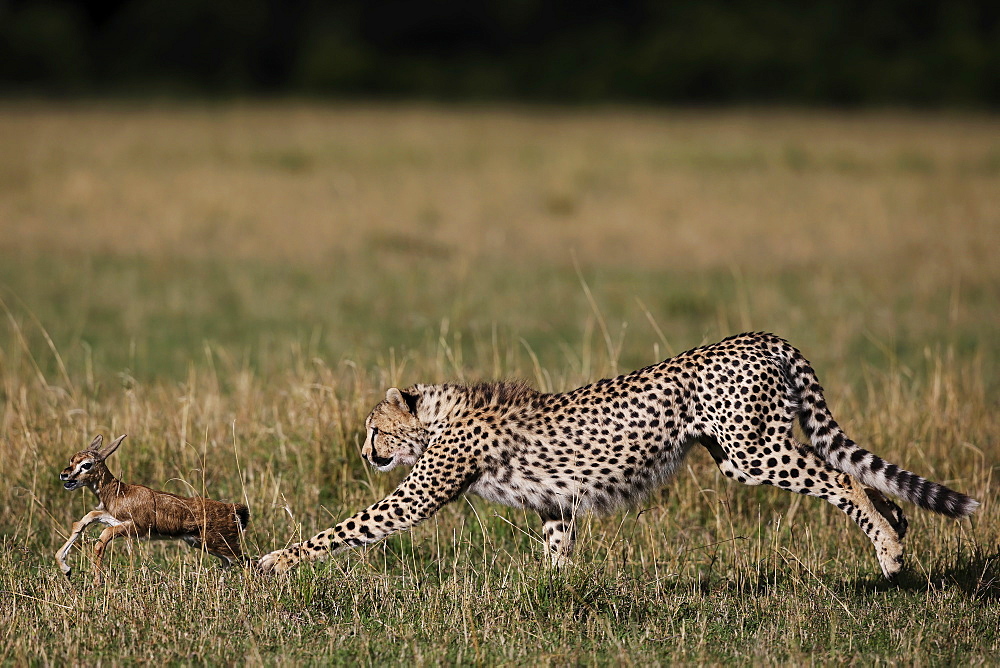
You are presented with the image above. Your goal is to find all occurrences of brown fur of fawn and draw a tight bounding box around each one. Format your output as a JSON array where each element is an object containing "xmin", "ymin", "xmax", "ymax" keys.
[{"xmin": 56, "ymin": 434, "xmax": 250, "ymax": 584}]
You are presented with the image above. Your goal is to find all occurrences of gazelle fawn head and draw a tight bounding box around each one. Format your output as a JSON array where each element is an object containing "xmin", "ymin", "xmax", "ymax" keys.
[{"xmin": 60, "ymin": 434, "xmax": 125, "ymax": 491}]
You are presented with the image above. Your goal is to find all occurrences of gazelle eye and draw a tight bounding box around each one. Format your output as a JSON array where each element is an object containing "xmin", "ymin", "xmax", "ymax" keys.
[{"xmin": 81, "ymin": 462, "xmax": 92, "ymax": 470}]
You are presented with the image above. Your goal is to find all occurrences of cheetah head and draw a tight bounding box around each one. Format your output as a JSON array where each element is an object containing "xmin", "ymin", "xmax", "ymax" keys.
[{"xmin": 362, "ymin": 387, "xmax": 428, "ymax": 471}]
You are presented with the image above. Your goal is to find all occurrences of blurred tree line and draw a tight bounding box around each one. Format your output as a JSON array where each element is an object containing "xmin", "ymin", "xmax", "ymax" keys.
[{"xmin": 1, "ymin": 0, "xmax": 998, "ymax": 106}]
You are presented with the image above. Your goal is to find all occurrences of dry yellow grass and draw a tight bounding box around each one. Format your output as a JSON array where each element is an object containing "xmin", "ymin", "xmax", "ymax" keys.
[
  {"xmin": 0, "ymin": 102, "xmax": 997, "ymax": 664},
  {"xmin": 2, "ymin": 103, "xmax": 998, "ymax": 276}
]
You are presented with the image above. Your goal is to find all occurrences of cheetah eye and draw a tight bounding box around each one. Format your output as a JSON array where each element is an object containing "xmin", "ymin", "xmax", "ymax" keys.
[{"xmin": 81, "ymin": 462, "xmax": 92, "ymax": 470}]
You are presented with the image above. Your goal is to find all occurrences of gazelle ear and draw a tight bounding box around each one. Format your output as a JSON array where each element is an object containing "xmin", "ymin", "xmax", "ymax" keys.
[
  {"xmin": 88, "ymin": 434, "xmax": 103, "ymax": 451},
  {"xmin": 385, "ymin": 387, "xmax": 419, "ymax": 414},
  {"xmin": 98, "ymin": 434, "xmax": 126, "ymax": 461}
]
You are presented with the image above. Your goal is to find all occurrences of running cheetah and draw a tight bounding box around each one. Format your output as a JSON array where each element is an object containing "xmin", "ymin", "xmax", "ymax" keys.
[{"xmin": 259, "ymin": 332, "xmax": 978, "ymax": 578}]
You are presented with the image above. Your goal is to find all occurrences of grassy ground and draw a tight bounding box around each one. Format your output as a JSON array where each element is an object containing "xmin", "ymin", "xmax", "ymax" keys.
[{"xmin": 0, "ymin": 102, "xmax": 997, "ymax": 664}]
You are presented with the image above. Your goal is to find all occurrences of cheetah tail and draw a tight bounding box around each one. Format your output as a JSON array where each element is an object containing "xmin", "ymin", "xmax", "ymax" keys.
[{"xmin": 797, "ymin": 388, "xmax": 979, "ymax": 518}]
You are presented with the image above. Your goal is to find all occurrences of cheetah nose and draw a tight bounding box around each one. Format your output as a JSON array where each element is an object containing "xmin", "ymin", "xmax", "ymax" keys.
[{"xmin": 59, "ymin": 472, "xmax": 68, "ymax": 481}]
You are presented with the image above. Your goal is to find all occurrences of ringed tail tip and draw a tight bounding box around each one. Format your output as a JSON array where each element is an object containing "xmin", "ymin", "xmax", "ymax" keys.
[{"xmin": 941, "ymin": 493, "xmax": 980, "ymax": 519}]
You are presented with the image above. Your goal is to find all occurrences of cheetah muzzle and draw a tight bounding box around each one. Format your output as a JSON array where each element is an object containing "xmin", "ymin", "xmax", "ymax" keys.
[{"xmin": 259, "ymin": 332, "xmax": 979, "ymax": 579}]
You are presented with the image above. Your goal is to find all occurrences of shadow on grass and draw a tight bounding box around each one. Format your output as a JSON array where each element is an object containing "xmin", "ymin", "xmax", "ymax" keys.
[
  {"xmin": 851, "ymin": 544, "xmax": 1000, "ymax": 601},
  {"xmin": 675, "ymin": 544, "xmax": 1000, "ymax": 603}
]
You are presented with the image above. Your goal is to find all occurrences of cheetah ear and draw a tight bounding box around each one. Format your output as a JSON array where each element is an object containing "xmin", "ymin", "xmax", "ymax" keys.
[
  {"xmin": 97, "ymin": 434, "xmax": 126, "ymax": 461},
  {"xmin": 385, "ymin": 387, "xmax": 419, "ymax": 415}
]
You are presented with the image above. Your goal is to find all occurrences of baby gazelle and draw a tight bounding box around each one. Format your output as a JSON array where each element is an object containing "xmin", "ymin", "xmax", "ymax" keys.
[{"xmin": 56, "ymin": 434, "xmax": 250, "ymax": 584}]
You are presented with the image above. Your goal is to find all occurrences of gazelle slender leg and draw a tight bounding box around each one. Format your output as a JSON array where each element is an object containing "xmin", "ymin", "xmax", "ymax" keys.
[
  {"xmin": 55, "ymin": 510, "xmax": 112, "ymax": 578},
  {"xmin": 92, "ymin": 522, "xmax": 134, "ymax": 586}
]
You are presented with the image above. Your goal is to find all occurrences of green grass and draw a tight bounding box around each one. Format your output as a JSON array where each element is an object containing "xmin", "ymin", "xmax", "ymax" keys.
[
  {"xmin": 2, "ymin": 252, "xmax": 994, "ymax": 389},
  {"xmin": 0, "ymin": 102, "xmax": 998, "ymax": 664}
]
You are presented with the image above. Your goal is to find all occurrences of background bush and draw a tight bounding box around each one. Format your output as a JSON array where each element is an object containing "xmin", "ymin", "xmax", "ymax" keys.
[{"xmin": 1, "ymin": 0, "xmax": 998, "ymax": 106}]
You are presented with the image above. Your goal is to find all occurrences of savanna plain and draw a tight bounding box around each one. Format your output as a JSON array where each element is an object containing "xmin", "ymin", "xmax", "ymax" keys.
[{"xmin": 0, "ymin": 102, "xmax": 998, "ymax": 664}]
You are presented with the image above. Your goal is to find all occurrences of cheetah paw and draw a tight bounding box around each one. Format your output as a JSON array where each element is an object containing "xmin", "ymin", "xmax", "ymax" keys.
[
  {"xmin": 258, "ymin": 546, "xmax": 300, "ymax": 574},
  {"xmin": 548, "ymin": 553, "xmax": 575, "ymax": 569}
]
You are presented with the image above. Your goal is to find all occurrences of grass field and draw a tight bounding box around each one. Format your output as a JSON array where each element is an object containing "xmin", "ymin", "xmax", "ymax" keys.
[{"xmin": 1, "ymin": 102, "xmax": 998, "ymax": 664}]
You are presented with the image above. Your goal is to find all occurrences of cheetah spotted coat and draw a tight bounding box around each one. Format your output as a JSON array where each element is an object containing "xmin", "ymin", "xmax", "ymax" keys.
[{"xmin": 260, "ymin": 332, "xmax": 978, "ymax": 578}]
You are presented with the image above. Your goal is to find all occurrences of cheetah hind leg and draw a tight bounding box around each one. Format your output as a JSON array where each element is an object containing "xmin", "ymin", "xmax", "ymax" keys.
[
  {"xmin": 864, "ymin": 487, "xmax": 908, "ymax": 541},
  {"xmin": 705, "ymin": 436, "xmax": 906, "ymax": 579}
]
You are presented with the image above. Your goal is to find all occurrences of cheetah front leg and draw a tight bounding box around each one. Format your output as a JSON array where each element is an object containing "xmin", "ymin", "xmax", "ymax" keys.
[
  {"xmin": 539, "ymin": 512, "xmax": 577, "ymax": 568},
  {"xmin": 259, "ymin": 448, "xmax": 472, "ymax": 574}
]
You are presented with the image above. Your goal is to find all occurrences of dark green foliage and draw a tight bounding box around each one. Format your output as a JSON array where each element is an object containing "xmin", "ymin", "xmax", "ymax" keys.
[{"xmin": 1, "ymin": 0, "xmax": 999, "ymax": 105}]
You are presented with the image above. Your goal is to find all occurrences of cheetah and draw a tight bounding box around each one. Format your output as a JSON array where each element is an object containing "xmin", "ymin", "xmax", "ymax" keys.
[{"xmin": 259, "ymin": 332, "xmax": 978, "ymax": 578}]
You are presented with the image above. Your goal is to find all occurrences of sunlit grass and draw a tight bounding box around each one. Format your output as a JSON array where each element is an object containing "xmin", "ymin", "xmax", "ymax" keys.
[{"xmin": 0, "ymin": 102, "xmax": 997, "ymax": 663}]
